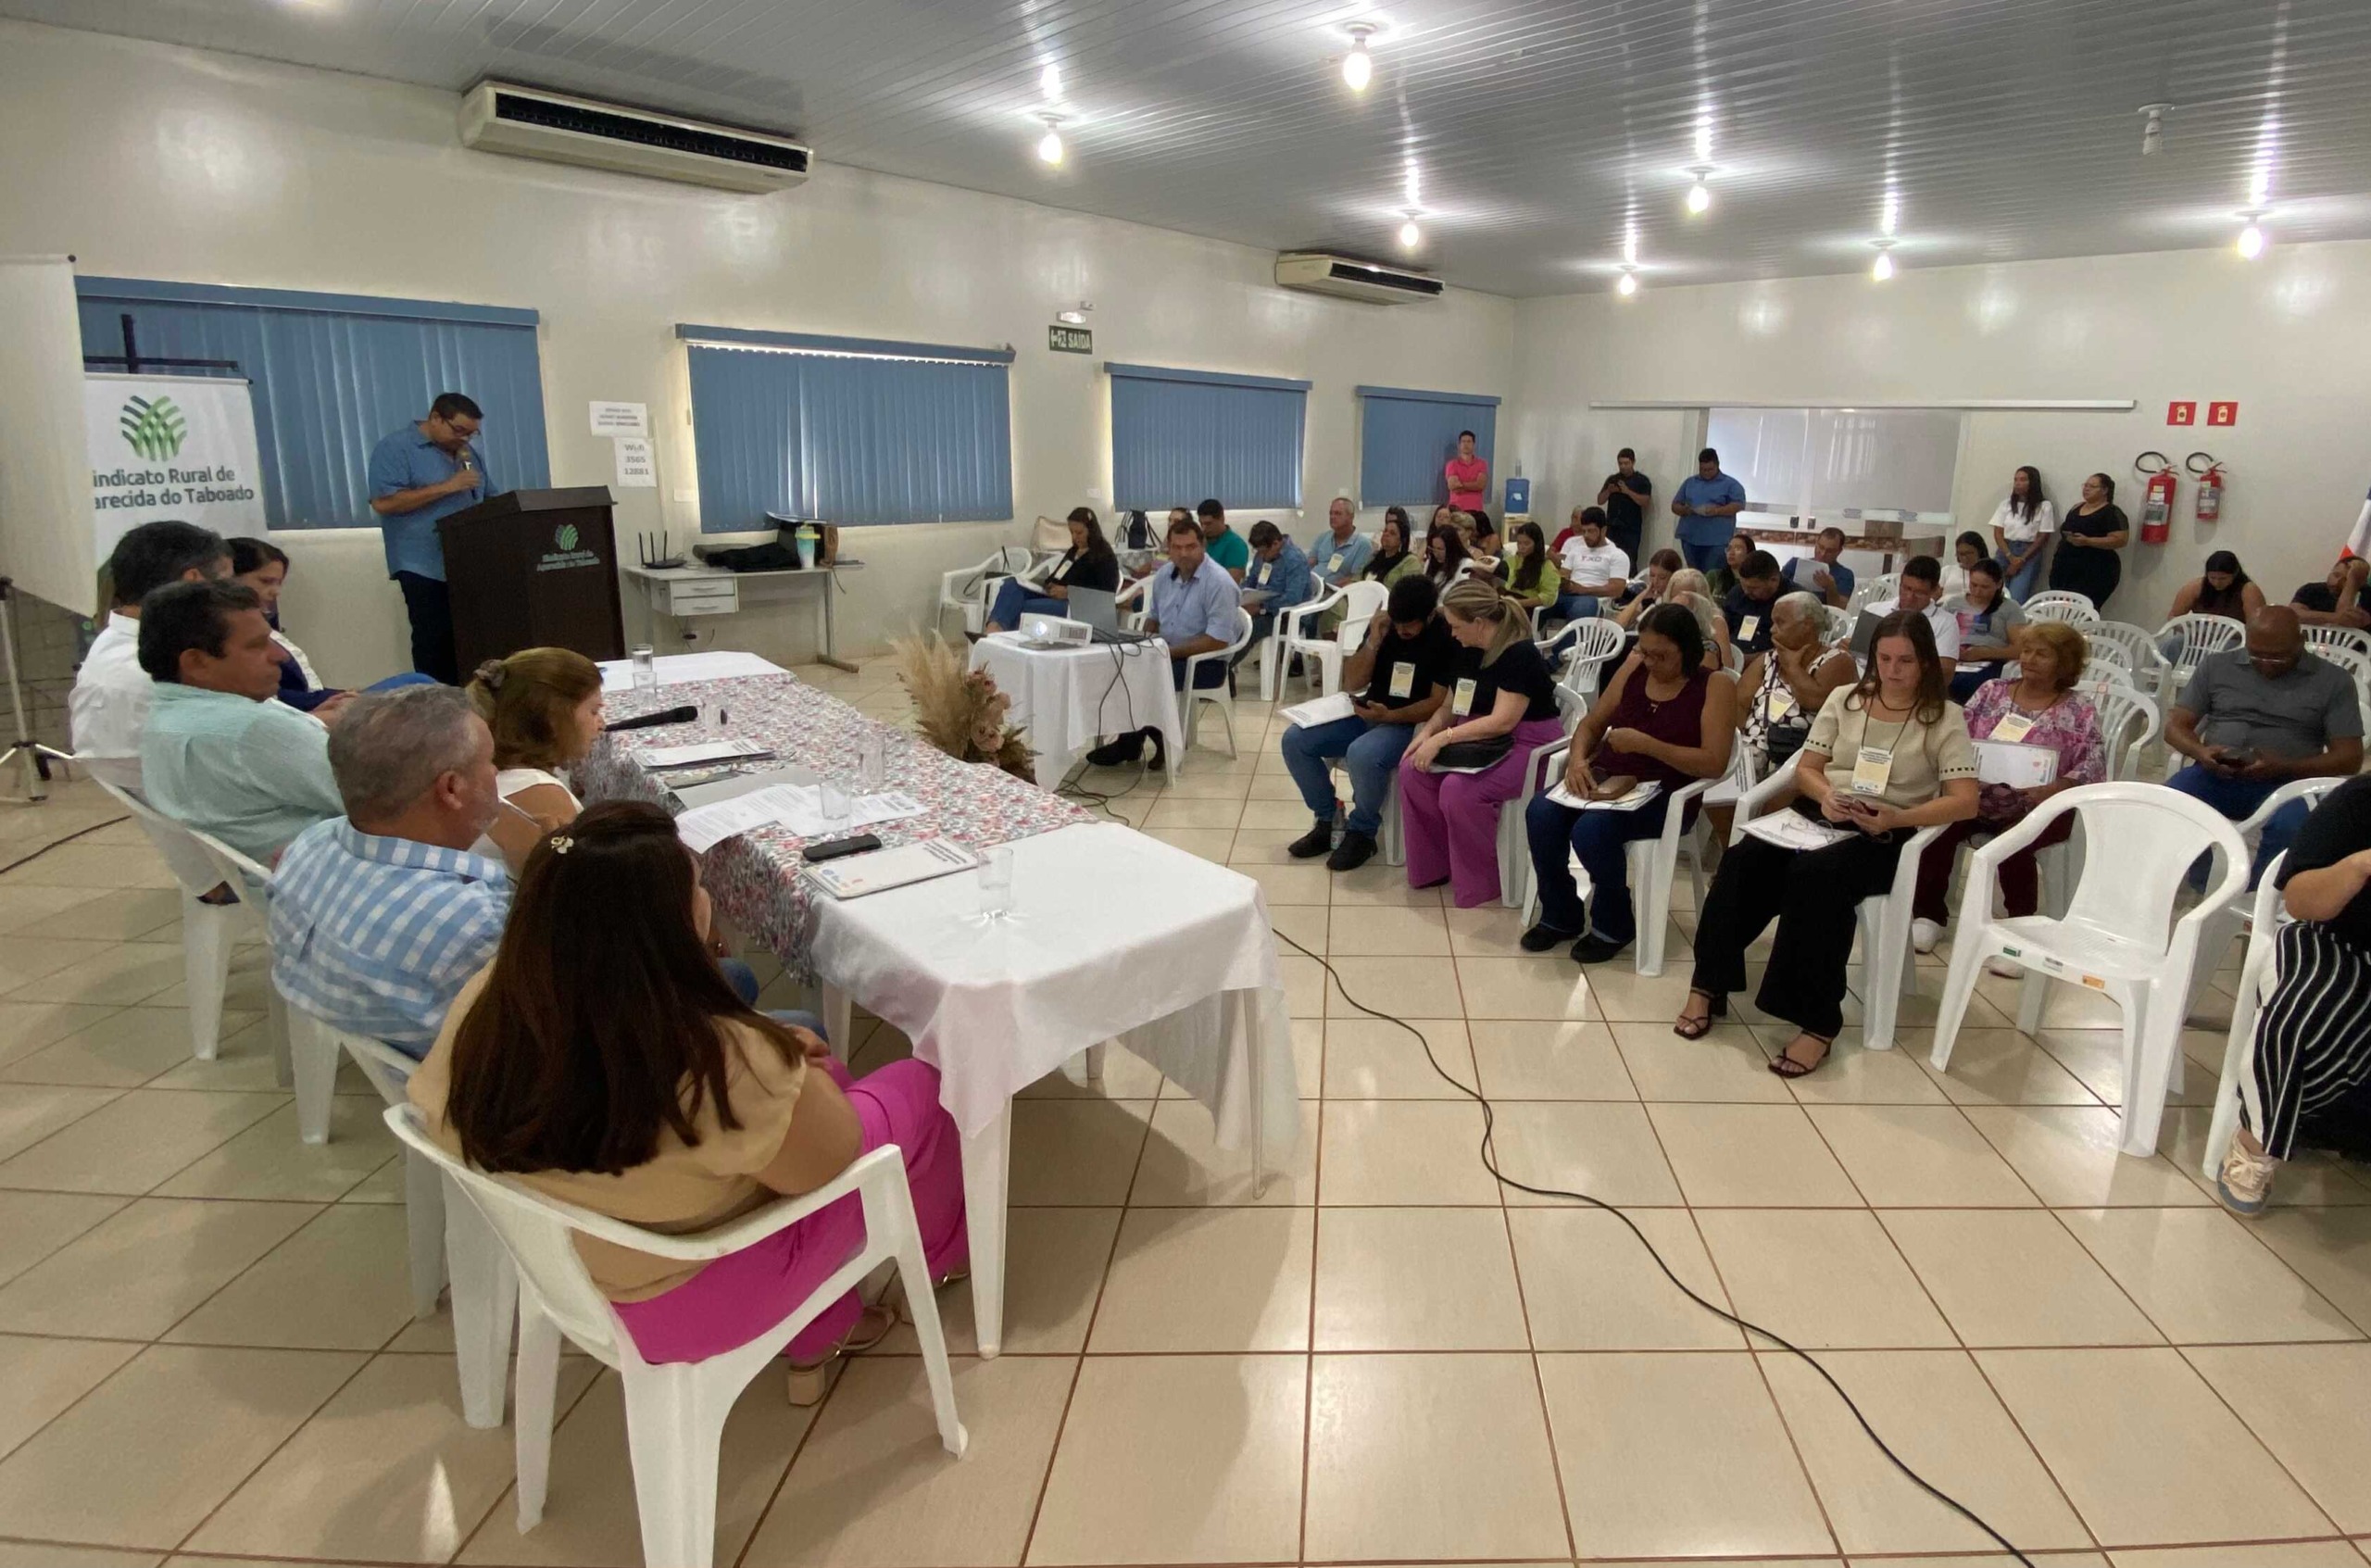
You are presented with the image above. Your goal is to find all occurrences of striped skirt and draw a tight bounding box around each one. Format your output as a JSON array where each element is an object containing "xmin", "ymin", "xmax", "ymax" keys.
[{"xmin": 2251, "ymin": 921, "xmax": 2371, "ymax": 1160}]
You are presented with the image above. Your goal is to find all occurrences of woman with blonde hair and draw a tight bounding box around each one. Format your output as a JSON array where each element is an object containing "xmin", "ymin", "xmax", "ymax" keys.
[
  {"xmin": 466, "ymin": 646, "xmax": 604, "ymax": 864},
  {"xmin": 1662, "ymin": 567, "xmax": 1733, "ymax": 670},
  {"xmin": 1397, "ymin": 577, "xmax": 1567, "ymax": 906}
]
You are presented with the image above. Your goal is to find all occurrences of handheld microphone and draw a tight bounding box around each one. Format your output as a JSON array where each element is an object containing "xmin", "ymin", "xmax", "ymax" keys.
[{"xmin": 605, "ymin": 705, "xmax": 697, "ymax": 732}]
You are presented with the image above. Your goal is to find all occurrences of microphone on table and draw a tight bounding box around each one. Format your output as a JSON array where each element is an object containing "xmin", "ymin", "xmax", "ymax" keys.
[{"xmin": 605, "ymin": 705, "xmax": 697, "ymax": 732}]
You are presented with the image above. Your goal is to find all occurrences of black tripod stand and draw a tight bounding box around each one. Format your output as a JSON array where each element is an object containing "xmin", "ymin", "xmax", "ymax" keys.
[{"xmin": 0, "ymin": 578, "xmax": 75, "ymax": 803}]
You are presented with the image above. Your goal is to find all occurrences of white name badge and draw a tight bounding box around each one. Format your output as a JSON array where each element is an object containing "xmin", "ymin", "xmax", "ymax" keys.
[
  {"xmin": 1851, "ymin": 746, "xmax": 1894, "ymax": 797},
  {"xmin": 1737, "ymin": 615, "xmax": 1761, "ymax": 644},
  {"xmin": 1050, "ymin": 557, "xmax": 1073, "ymax": 582},
  {"xmin": 1255, "ymin": 562, "xmax": 1273, "ymax": 585},
  {"xmin": 1328, "ymin": 552, "xmax": 1346, "ymax": 573},
  {"xmin": 1388, "ymin": 661, "xmax": 1416, "ymax": 700},
  {"xmin": 1989, "ymin": 711, "xmax": 2037, "ymax": 744},
  {"xmin": 1451, "ymin": 677, "xmax": 1478, "ymax": 718}
]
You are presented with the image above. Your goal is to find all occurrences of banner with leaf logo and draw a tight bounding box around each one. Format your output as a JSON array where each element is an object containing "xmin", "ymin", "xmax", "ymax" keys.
[{"xmin": 83, "ymin": 372, "xmax": 267, "ymax": 561}]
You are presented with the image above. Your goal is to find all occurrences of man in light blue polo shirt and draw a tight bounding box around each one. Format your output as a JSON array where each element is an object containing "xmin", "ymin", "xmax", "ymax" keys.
[
  {"xmin": 367, "ymin": 392, "xmax": 488, "ymax": 685},
  {"xmin": 1086, "ymin": 513, "xmax": 1241, "ymax": 770},
  {"xmin": 1670, "ymin": 446, "xmax": 1748, "ymax": 575},
  {"xmin": 1306, "ymin": 496, "xmax": 1374, "ymax": 589}
]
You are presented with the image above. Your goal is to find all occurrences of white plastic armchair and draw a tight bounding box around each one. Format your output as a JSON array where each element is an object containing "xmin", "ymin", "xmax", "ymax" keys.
[
  {"xmin": 2303, "ymin": 623, "xmax": 2371, "ymax": 659},
  {"xmin": 1849, "ymin": 573, "xmax": 1898, "ymax": 615},
  {"xmin": 1543, "ymin": 619, "xmax": 1626, "ymax": 722},
  {"xmin": 2024, "ymin": 591, "xmax": 2103, "ymax": 628},
  {"xmin": 384, "ymin": 1104, "xmax": 966, "ymax": 1568},
  {"xmin": 181, "ymin": 827, "xmax": 322, "ymax": 1133},
  {"xmin": 2203, "ymin": 850, "xmax": 2290, "ymax": 1182},
  {"xmin": 2181, "ymin": 775, "xmax": 2346, "ymax": 1027},
  {"xmin": 1270, "ymin": 579, "xmax": 1390, "ymax": 701},
  {"xmin": 1726, "ymin": 753, "xmax": 1944, "ymax": 1050},
  {"xmin": 2156, "ymin": 611, "xmax": 2245, "ymax": 695},
  {"xmin": 1180, "ymin": 608, "xmax": 1256, "ymax": 758},
  {"xmin": 2087, "ymin": 683, "xmax": 2162, "ymax": 783},
  {"xmin": 2085, "ymin": 621, "xmax": 2172, "ymax": 698},
  {"xmin": 90, "ymin": 779, "xmax": 260, "ymax": 1068},
  {"xmin": 937, "ymin": 546, "xmax": 1040, "ymax": 635},
  {"xmin": 1928, "ymin": 783, "xmax": 2248, "ymax": 1156}
]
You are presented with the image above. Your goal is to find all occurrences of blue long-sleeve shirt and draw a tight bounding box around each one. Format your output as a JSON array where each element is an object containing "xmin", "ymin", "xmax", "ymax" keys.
[{"xmin": 1245, "ymin": 538, "xmax": 1316, "ymax": 610}]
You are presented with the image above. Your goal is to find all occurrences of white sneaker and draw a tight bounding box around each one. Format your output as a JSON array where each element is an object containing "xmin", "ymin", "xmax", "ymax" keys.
[{"xmin": 1911, "ymin": 918, "xmax": 1942, "ymax": 954}]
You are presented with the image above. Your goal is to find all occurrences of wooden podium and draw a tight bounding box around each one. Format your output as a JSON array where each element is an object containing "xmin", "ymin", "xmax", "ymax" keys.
[{"xmin": 437, "ymin": 487, "xmax": 626, "ymax": 671}]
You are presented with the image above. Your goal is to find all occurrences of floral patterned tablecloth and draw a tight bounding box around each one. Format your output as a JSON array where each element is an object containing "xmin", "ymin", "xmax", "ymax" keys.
[{"xmin": 579, "ymin": 673, "xmax": 1091, "ymax": 982}]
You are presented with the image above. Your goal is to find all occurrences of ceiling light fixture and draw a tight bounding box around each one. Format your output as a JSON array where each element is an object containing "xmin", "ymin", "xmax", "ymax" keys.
[
  {"xmin": 1398, "ymin": 213, "xmax": 1422, "ymax": 250},
  {"xmin": 1035, "ymin": 113, "xmax": 1065, "ymax": 166},
  {"xmin": 1880, "ymin": 191, "xmax": 1900, "ymax": 237},
  {"xmin": 1342, "ymin": 24, "xmax": 1375, "ymax": 91},
  {"xmin": 1039, "ymin": 62, "xmax": 1062, "ymax": 99},
  {"xmin": 2236, "ymin": 211, "xmax": 2268, "ymax": 259},
  {"xmin": 1616, "ymin": 267, "xmax": 1638, "ymax": 297},
  {"xmin": 1684, "ymin": 167, "xmax": 1712, "ymax": 216},
  {"xmin": 2139, "ymin": 102, "xmax": 2172, "ymax": 156},
  {"xmin": 1869, "ymin": 238, "xmax": 1896, "ymax": 281}
]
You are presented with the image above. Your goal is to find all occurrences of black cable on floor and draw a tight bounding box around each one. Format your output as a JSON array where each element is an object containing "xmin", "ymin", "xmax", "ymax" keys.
[
  {"xmin": 1271, "ymin": 926, "xmax": 2039, "ymax": 1568},
  {"xmin": 0, "ymin": 815, "xmax": 131, "ymax": 878}
]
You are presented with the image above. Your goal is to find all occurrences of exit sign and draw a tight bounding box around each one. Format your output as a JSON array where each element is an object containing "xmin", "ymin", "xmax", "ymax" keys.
[{"xmin": 1048, "ymin": 324, "xmax": 1093, "ymax": 355}]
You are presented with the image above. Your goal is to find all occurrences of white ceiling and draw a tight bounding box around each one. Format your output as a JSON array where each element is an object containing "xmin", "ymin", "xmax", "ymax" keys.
[{"xmin": 12, "ymin": 0, "xmax": 2370, "ymax": 297}]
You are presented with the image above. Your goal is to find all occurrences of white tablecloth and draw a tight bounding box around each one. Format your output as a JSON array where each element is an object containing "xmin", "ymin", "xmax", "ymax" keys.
[
  {"xmin": 809, "ymin": 821, "xmax": 1298, "ymax": 1160},
  {"xmin": 969, "ymin": 634, "xmax": 1182, "ymax": 790}
]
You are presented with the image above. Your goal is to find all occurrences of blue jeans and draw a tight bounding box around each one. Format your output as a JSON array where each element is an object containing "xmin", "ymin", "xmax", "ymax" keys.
[
  {"xmin": 2165, "ymin": 763, "xmax": 2306, "ymax": 887},
  {"xmin": 2005, "ymin": 552, "xmax": 2047, "ymax": 603},
  {"xmin": 1949, "ymin": 662, "xmax": 2004, "ymax": 703},
  {"xmin": 987, "ymin": 579, "xmax": 1062, "ymax": 630},
  {"xmin": 1280, "ymin": 715, "xmax": 1416, "ymax": 837},
  {"xmin": 1549, "ymin": 592, "xmax": 1601, "ymax": 624},
  {"xmin": 1524, "ymin": 789, "xmax": 1678, "ymax": 946},
  {"xmin": 1680, "ymin": 540, "xmax": 1726, "ymax": 574}
]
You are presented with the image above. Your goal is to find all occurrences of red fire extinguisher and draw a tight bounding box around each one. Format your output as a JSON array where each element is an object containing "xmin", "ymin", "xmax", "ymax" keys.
[
  {"xmin": 2187, "ymin": 452, "xmax": 2225, "ymax": 524},
  {"xmin": 2136, "ymin": 450, "xmax": 2176, "ymax": 546}
]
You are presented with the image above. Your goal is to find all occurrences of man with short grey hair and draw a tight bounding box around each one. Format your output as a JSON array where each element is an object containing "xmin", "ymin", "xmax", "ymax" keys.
[{"xmin": 269, "ymin": 685, "xmax": 510, "ymax": 1057}]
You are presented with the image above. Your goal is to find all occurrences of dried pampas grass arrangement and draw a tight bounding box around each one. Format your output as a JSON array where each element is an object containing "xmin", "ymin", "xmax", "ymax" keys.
[{"xmin": 892, "ymin": 634, "xmax": 1036, "ymax": 784}]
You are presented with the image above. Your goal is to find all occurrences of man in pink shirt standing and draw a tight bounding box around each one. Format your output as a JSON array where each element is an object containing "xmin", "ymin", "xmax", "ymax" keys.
[{"xmin": 1445, "ymin": 430, "xmax": 1488, "ymax": 514}]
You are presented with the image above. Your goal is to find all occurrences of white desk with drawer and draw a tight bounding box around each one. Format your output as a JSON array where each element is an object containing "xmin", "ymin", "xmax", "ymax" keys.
[{"xmin": 621, "ymin": 560, "xmax": 862, "ymax": 673}]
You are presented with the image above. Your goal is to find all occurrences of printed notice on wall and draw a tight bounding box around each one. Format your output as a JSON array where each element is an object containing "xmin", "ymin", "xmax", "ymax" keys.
[
  {"xmin": 590, "ymin": 400, "xmax": 649, "ymax": 437},
  {"xmin": 613, "ymin": 435, "xmax": 658, "ymax": 488}
]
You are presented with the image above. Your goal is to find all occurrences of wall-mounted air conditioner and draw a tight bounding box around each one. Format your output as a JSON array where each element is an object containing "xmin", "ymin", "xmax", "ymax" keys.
[
  {"xmin": 458, "ymin": 81, "xmax": 811, "ymax": 194},
  {"xmin": 1275, "ymin": 252, "xmax": 1445, "ymax": 305}
]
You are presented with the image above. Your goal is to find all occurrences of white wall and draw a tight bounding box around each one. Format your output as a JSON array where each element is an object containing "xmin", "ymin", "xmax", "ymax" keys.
[
  {"xmin": 0, "ymin": 19, "xmax": 1513, "ymax": 684},
  {"xmin": 1507, "ymin": 244, "xmax": 2371, "ymax": 621}
]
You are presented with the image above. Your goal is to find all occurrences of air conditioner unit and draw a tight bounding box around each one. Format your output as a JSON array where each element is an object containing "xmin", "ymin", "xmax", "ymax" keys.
[
  {"xmin": 458, "ymin": 81, "xmax": 810, "ymax": 194},
  {"xmin": 1274, "ymin": 252, "xmax": 1445, "ymax": 305}
]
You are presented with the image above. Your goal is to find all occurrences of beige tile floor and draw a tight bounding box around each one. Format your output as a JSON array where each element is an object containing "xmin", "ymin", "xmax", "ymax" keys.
[{"xmin": 5, "ymin": 657, "xmax": 2371, "ymax": 1566}]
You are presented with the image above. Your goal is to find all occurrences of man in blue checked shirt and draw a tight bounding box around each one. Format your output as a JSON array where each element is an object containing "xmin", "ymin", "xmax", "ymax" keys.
[
  {"xmin": 1086, "ymin": 512, "xmax": 1242, "ymax": 771},
  {"xmin": 270, "ymin": 684, "xmax": 511, "ymax": 1058}
]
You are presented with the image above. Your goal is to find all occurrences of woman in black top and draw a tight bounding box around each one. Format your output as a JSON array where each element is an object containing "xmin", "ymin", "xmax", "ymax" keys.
[
  {"xmin": 985, "ymin": 507, "xmax": 1120, "ymax": 632},
  {"xmin": 1423, "ymin": 514, "xmax": 1467, "ymax": 587},
  {"xmin": 2216, "ymin": 776, "xmax": 2371, "ymax": 1213},
  {"xmin": 1364, "ymin": 508, "xmax": 1415, "ymax": 583},
  {"xmin": 2046, "ymin": 472, "xmax": 2129, "ymax": 610},
  {"xmin": 2166, "ymin": 549, "xmax": 2264, "ymax": 625}
]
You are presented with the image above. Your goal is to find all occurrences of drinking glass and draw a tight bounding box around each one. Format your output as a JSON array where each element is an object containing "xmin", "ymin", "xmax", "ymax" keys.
[
  {"xmin": 818, "ymin": 780, "xmax": 852, "ymax": 838},
  {"xmin": 977, "ymin": 845, "xmax": 1014, "ymax": 920},
  {"xmin": 629, "ymin": 644, "xmax": 657, "ymax": 692},
  {"xmin": 859, "ymin": 730, "xmax": 886, "ymax": 794}
]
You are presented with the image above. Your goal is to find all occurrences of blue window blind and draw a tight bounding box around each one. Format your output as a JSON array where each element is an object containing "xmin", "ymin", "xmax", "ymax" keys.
[
  {"xmin": 678, "ymin": 326, "xmax": 1013, "ymax": 531},
  {"xmin": 1356, "ymin": 385, "xmax": 1499, "ymax": 508},
  {"xmin": 1106, "ymin": 363, "xmax": 1309, "ymax": 513},
  {"xmin": 74, "ymin": 277, "xmax": 549, "ymax": 530}
]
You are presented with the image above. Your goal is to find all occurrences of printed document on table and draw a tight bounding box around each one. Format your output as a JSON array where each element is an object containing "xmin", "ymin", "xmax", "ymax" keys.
[
  {"xmin": 673, "ymin": 786, "xmax": 927, "ymax": 853},
  {"xmin": 803, "ymin": 837, "xmax": 980, "ymax": 899},
  {"xmin": 599, "ymin": 650, "xmax": 790, "ymax": 693}
]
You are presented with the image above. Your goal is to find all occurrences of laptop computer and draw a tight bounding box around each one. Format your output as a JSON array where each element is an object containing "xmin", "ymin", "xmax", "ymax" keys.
[{"xmin": 1068, "ymin": 585, "xmax": 1148, "ymax": 645}]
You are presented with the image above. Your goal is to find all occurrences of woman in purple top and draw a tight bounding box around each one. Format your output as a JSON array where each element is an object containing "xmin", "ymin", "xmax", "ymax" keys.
[
  {"xmin": 1522, "ymin": 604, "xmax": 1737, "ymax": 963},
  {"xmin": 1911, "ymin": 620, "xmax": 2104, "ymax": 961}
]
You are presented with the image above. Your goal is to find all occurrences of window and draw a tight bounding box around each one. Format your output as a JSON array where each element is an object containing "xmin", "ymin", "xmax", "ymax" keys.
[
  {"xmin": 1356, "ymin": 385, "xmax": 1499, "ymax": 509},
  {"xmin": 74, "ymin": 277, "xmax": 549, "ymax": 530},
  {"xmin": 678, "ymin": 326, "xmax": 1013, "ymax": 531},
  {"xmin": 1106, "ymin": 363, "xmax": 1308, "ymax": 512}
]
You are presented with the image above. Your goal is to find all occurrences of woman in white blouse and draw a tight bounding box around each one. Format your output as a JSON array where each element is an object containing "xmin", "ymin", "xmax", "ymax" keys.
[
  {"xmin": 1988, "ymin": 465, "xmax": 2056, "ymax": 603},
  {"xmin": 467, "ymin": 647, "xmax": 605, "ymax": 867}
]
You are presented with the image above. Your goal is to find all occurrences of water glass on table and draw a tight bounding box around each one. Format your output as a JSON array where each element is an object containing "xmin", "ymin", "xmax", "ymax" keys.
[
  {"xmin": 818, "ymin": 780, "xmax": 852, "ymax": 839},
  {"xmin": 630, "ymin": 644, "xmax": 657, "ymax": 693},
  {"xmin": 858, "ymin": 730, "xmax": 886, "ymax": 793},
  {"xmin": 977, "ymin": 844, "xmax": 1015, "ymax": 921}
]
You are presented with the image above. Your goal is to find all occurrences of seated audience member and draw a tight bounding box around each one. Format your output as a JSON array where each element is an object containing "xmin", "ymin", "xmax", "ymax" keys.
[
  {"xmin": 1283, "ymin": 575, "xmax": 1455, "ymax": 872},
  {"xmin": 1236, "ymin": 521, "xmax": 1315, "ymax": 666},
  {"xmin": 1087, "ymin": 515, "xmax": 1242, "ymax": 770},
  {"xmin": 1871, "ymin": 555, "xmax": 1962, "ymax": 661},
  {"xmin": 2166, "ymin": 549, "xmax": 2264, "ymax": 627},
  {"xmin": 1422, "ymin": 514, "xmax": 1469, "ymax": 588},
  {"xmin": 1721, "ymin": 550, "xmax": 1785, "ymax": 659},
  {"xmin": 138, "ymin": 580, "xmax": 342, "ymax": 864},
  {"xmin": 2047, "ymin": 471, "xmax": 2129, "ymax": 611},
  {"xmin": 1363, "ymin": 509, "xmax": 1419, "ymax": 586},
  {"xmin": 69, "ymin": 520, "xmax": 231, "ymax": 789},
  {"xmin": 270, "ymin": 685, "xmax": 510, "ymax": 1056},
  {"xmin": 1944, "ymin": 558, "xmax": 2027, "ymax": 701},
  {"xmin": 232, "ymin": 537, "xmax": 439, "ymax": 711},
  {"xmin": 466, "ymin": 647, "xmax": 605, "ymax": 867},
  {"xmin": 1911, "ymin": 622, "xmax": 2103, "ymax": 962},
  {"xmin": 1197, "ymin": 498, "xmax": 1251, "ymax": 582},
  {"xmin": 2214, "ymin": 775, "xmax": 2371, "ymax": 1213},
  {"xmin": 984, "ymin": 508, "xmax": 1119, "ymax": 633},
  {"xmin": 1708, "ymin": 591, "xmax": 1859, "ymax": 847},
  {"xmin": 1661, "ymin": 568, "xmax": 1733, "ymax": 671},
  {"xmin": 409, "ymin": 799, "xmax": 964, "ymax": 1400},
  {"xmin": 2164, "ymin": 607, "xmax": 2364, "ymax": 882},
  {"xmin": 1522, "ymin": 604, "xmax": 1736, "ymax": 963},
  {"xmin": 1398, "ymin": 580, "xmax": 1566, "ymax": 908},
  {"xmin": 1680, "ymin": 612, "xmax": 1978, "ymax": 1077},
  {"xmin": 1940, "ymin": 530, "xmax": 1990, "ymax": 600},
  {"xmin": 1502, "ymin": 522, "xmax": 1561, "ymax": 618},
  {"xmin": 1306, "ymin": 496, "xmax": 1374, "ymax": 589},
  {"xmin": 1782, "ymin": 527, "xmax": 1855, "ymax": 608},
  {"xmin": 2290, "ymin": 559, "xmax": 2371, "ymax": 630},
  {"xmin": 1465, "ymin": 508, "xmax": 1500, "ymax": 562},
  {"xmin": 1612, "ymin": 550, "xmax": 1684, "ymax": 626},
  {"xmin": 1551, "ymin": 507, "xmax": 1630, "ymax": 624},
  {"xmin": 1704, "ymin": 531, "xmax": 1753, "ymax": 602}
]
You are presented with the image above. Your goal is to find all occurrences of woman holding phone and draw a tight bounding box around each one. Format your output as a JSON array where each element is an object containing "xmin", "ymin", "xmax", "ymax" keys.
[{"xmin": 1678, "ymin": 611, "xmax": 1978, "ymax": 1077}]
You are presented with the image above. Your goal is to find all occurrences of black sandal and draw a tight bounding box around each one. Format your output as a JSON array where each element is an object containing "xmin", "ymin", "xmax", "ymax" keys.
[
  {"xmin": 1673, "ymin": 990, "xmax": 1727, "ymax": 1040},
  {"xmin": 1769, "ymin": 1034, "xmax": 1835, "ymax": 1079}
]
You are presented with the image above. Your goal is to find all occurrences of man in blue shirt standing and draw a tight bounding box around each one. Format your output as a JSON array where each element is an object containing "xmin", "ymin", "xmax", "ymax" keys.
[
  {"xmin": 367, "ymin": 393, "xmax": 488, "ymax": 685},
  {"xmin": 1670, "ymin": 446, "xmax": 1748, "ymax": 575},
  {"xmin": 1086, "ymin": 513, "xmax": 1242, "ymax": 771}
]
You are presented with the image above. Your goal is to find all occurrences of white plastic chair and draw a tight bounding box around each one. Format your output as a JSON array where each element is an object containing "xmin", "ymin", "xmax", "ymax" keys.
[
  {"xmin": 2181, "ymin": 776, "xmax": 2345, "ymax": 1027},
  {"xmin": 1520, "ymin": 741, "xmax": 1726, "ymax": 976},
  {"xmin": 1500, "ymin": 732, "xmax": 1572, "ymax": 910},
  {"xmin": 1728, "ymin": 754, "xmax": 1944, "ymax": 1050},
  {"xmin": 90, "ymin": 779, "xmax": 262, "ymax": 1069},
  {"xmin": 1544, "ymin": 619, "xmax": 1626, "ymax": 721},
  {"xmin": 2024, "ymin": 592, "xmax": 2103, "ymax": 628},
  {"xmin": 1270, "ymin": 579, "xmax": 1390, "ymax": 701},
  {"xmin": 2203, "ymin": 850, "xmax": 2289, "ymax": 1182},
  {"xmin": 2088, "ymin": 683, "xmax": 2162, "ymax": 783},
  {"xmin": 937, "ymin": 546, "xmax": 1039, "ymax": 636},
  {"xmin": 2086, "ymin": 621, "xmax": 2172, "ymax": 697},
  {"xmin": 2156, "ymin": 612, "xmax": 2245, "ymax": 693},
  {"xmin": 1929, "ymin": 784, "xmax": 2248, "ymax": 1156},
  {"xmin": 1181, "ymin": 608, "xmax": 1254, "ymax": 758},
  {"xmin": 384, "ymin": 1104, "xmax": 966, "ymax": 1568},
  {"xmin": 2302, "ymin": 623, "xmax": 2371, "ymax": 659},
  {"xmin": 2081, "ymin": 639, "xmax": 2132, "ymax": 676},
  {"xmin": 1849, "ymin": 573, "xmax": 1898, "ymax": 615}
]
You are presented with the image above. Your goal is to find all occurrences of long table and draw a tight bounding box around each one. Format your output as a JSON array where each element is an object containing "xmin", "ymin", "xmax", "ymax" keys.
[{"xmin": 583, "ymin": 669, "xmax": 1298, "ymax": 1355}]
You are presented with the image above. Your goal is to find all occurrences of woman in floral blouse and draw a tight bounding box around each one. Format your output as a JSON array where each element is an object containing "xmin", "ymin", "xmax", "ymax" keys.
[{"xmin": 1911, "ymin": 619, "xmax": 2104, "ymax": 966}]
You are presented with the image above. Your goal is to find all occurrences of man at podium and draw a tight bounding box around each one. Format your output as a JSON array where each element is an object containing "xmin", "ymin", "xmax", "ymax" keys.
[{"xmin": 369, "ymin": 392, "xmax": 489, "ymax": 684}]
